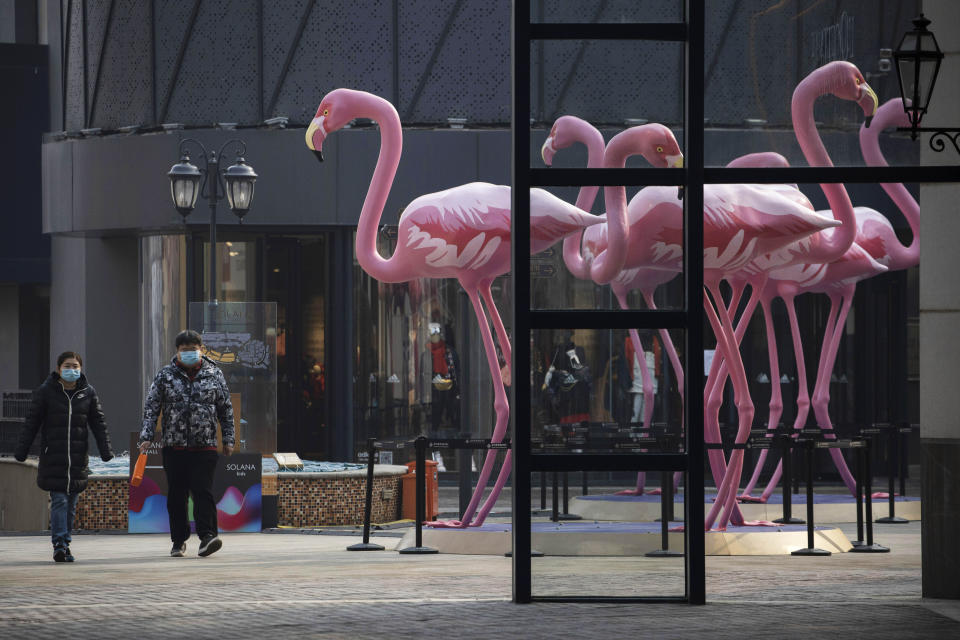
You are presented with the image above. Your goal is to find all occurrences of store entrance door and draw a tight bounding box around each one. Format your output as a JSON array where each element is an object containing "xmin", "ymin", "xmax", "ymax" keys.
[{"xmin": 266, "ymin": 236, "xmax": 330, "ymax": 459}]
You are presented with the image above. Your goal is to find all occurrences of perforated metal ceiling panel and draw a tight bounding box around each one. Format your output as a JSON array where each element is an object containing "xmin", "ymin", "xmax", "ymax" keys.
[
  {"xmin": 159, "ymin": 0, "xmax": 260, "ymax": 125},
  {"xmin": 53, "ymin": 0, "xmax": 920, "ymax": 131},
  {"xmin": 266, "ymin": 0, "xmax": 393, "ymax": 124},
  {"xmin": 88, "ymin": 1, "xmax": 153, "ymax": 129},
  {"xmin": 64, "ymin": 0, "xmax": 85, "ymax": 131},
  {"xmin": 398, "ymin": 0, "xmax": 510, "ymax": 124}
]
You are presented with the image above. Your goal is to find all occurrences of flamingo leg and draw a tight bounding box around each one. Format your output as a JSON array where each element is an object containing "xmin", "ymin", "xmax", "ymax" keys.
[
  {"xmin": 740, "ymin": 293, "xmax": 782, "ymax": 500},
  {"xmin": 701, "ymin": 285, "xmax": 744, "ymax": 516},
  {"xmin": 613, "ymin": 288, "xmax": 654, "ymax": 495},
  {"xmin": 427, "ymin": 285, "xmax": 509, "ymax": 528},
  {"xmin": 467, "ymin": 285, "xmax": 519, "ymax": 526},
  {"xmin": 810, "ymin": 287, "xmax": 858, "ymax": 495},
  {"xmin": 702, "ymin": 282, "xmax": 758, "ymax": 531}
]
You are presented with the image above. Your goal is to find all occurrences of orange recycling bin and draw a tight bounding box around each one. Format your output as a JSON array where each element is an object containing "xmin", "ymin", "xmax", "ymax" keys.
[{"xmin": 401, "ymin": 459, "xmax": 439, "ymax": 521}]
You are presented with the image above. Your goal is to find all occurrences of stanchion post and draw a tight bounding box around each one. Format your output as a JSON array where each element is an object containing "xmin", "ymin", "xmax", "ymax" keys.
[
  {"xmin": 774, "ymin": 435, "xmax": 804, "ymax": 524},
  {"xmin": 348, "ymin": 438, "xmax": 385, "ymax": 551},
  {"xmin": 877, "ymin": 424, "xmax": 909, "ymax": 524},
  {"xmin": 399, "ymin": 436, "xmax": 437, "ymax": 554},
  {"xmin": 647, "ymin": 470, "xmax": 683, "ymax": 558},
  {"xmin": 551, "ymin": 471, "xmax": 559, "ymax": 522},
  {"xmin": 458, "ymin": 431, "xmax": 472, "ymax": 515},
  {"xmin": 558, "ymin": 471, "xmax": 581, "ymax": 520},
  {"xmin": 853, "ymin": 438, "xmax": 865, "ymax": 546},
  {"xmin": 582, "ymin": 470, "xmax": 588, "ymax": 496},
  {"xmin": 792, "ymin": 439, "xmax": 829, "ymax": 555},
  {"xmin": 850, "ymin": 435, "xmax": 889, "ymax": 553},
  {"xmin": 540, "ymin": 470, "xmax": 547, "ymax": 510}
]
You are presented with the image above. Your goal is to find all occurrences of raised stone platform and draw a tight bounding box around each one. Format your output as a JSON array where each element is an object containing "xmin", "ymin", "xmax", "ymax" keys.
[
  {"xmin": 568, "ymin": 492, "xmax": 921, "ymax": 524},
  {"xmin": 398, "ymin": 520, "xmax": 853, "ymax": 556}
]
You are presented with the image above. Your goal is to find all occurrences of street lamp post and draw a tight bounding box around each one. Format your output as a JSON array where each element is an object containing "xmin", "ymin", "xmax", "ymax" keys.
[
  {"xmin": 893, "ymin": 14, "xmax": 960, "ymax": 153},
  {"xmin": 168, "ymin": 138, "xmax": 258, "ymax": 304}
]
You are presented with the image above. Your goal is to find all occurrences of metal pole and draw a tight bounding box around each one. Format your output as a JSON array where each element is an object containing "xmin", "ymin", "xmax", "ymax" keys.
[
  {"xmin": 348, "ymin": 438, "xmax": 385, "ymax": 551},
  {"xmin": 854, "ymin": 440, "xmax": 865, "ymax": 546},
  {"xmin": 791, "ymin": 439, "xmax": 829, "ymax": 555},
  {"xmin": 851, "ymin": 436, "xmax": 889, "ymax": 553},
  {"xmin": 399, "ymin": 436, "xmax": 437, "ymax": 554},
  {"xmin": 775, "ymin": 437, "xmax": 803, "ymax": 524},
  {"xmin": 208, "ymin": 151, "xmax": 218, "ymax": 304},
  {"xmin": 877, "ymin": 426, "xmax": 909, "ymax": 524},
  {"xmin": 646, "ymin": 470, "xmax": 683, "ymax": 558}
]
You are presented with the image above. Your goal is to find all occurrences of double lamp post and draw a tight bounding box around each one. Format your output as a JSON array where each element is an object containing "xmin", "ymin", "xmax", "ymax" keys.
[{"xmin": 167, "ymin": 139, "xmax": 258, "ymax": 305}]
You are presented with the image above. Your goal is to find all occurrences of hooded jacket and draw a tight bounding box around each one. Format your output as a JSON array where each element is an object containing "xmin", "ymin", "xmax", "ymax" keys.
[
  {"xmin": 14, "ymin": 372, "xmax": 114, "ymax": 493},
  {"xmin": 138, "ymin": 355, "xmax": 235, "ymax": 449}
]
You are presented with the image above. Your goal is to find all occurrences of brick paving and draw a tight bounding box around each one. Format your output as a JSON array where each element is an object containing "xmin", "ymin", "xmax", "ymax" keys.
[{"xmin": 1, "ymin": 520, "xmax": 958, "ymax": 639}]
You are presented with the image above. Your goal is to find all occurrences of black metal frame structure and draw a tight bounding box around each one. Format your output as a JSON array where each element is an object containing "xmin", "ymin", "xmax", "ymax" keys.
[
  {"xmin": 511, "ymin": 0, "xmax": 704, "ymax": 604},
  {"xmin": 510, "ymin": 0, "xmax": 960, "ymax": 605}
]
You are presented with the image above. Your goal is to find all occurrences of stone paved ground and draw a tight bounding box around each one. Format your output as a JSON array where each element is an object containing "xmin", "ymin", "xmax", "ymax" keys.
[{"xmin": 1, "ymin": 520, "xmax": 958, "ymax": 639}]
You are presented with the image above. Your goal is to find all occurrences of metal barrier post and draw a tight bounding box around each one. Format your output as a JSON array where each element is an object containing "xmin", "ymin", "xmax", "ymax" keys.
[
  {"xmin": 347, "ymin": 438, "xmax": 385, "ymax": 551},
  {"xmin": 792, "ymin": 439, "xmax": 829, "ymax": 555},
  {"xmin": 458, "ymin": 431, "xmax": 472, "ymax": 515},
  {"xmin": 877, "ymin": 425, "xmax": 909, "ymax": 524},
  {"xmin": 558, "ymin": 471, "xmax": 581, "ymax": 520},
  {"xmin": 774, "ymin": 435, "xmax": 804, "ymax": 524},
  {"xmin": 647, "ymin": 470, "xmax": 683, "ymax": 558},
  {"xmin": 540, "ymin": 471, "xmax": 547, "ymax": 510},
  {"xmin": 853, "ymin": 437, "xmax": 865, "ymax": 546},
  {"xmin": 551, "ymin": 471, "xmax": 559, "ymax": 522},
  {"xmin": 399, "ymin": 436, "xmax": 437, "ymax": 554},
  {"xmin": 851, "ymin": 435, "xmax": 889, "ymax": 553}
]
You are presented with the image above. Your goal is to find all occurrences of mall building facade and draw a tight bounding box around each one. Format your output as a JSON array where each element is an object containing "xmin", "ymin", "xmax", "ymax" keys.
[{"xmin": 32, "ymin": 0, "xmax": 922, "ymax": 476}]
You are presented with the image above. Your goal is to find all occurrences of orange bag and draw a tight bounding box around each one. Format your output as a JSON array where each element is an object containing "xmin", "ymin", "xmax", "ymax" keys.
[{"xmin": 131, "ymin": 453, "xmax": 147, "ymax": 487}]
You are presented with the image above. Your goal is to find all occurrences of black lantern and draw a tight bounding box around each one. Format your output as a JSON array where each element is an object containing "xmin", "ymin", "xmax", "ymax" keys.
[
  {"xmin": 893, "ymin": 14, "xmax": 944, "ymax": 139},
  {"xmin": 167, "ymin": 153, "xmax": 203, "ymax": 218},
  {"xmin": 223, "ymin": 155, "xmax": 258, "ymax": 219}
]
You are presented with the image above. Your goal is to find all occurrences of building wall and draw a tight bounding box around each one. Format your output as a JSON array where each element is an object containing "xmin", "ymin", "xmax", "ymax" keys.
[
  {"xmin": 920, "ymin": 0, "xmax": 960, "ymax": 601},
  {"xmin": 0, "ymin": 285, "xmax": 18, "ymax": 391}
]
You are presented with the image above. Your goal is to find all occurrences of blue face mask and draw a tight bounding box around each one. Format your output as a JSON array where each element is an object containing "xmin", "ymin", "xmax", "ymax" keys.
[
  {"xmin": 179, "ymin": 350, "xmax": 202, "ymax": 366},
  {"xmin": 60, "ymin": 368, "xmax": 81, "ymax": 382}
]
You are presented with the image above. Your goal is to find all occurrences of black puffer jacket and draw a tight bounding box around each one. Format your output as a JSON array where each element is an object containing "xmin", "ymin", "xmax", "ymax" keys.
[{"xmin": 14, "ymin": 372, "xmax": 114, "ymax": 493}]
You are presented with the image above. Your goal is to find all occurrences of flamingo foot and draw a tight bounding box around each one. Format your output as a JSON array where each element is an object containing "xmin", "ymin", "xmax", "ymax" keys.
[
  {"xmin": 871, "ymin": 491, "xmax": 895, "ymax": 500},
  {"xmin": 737, "ymin": 494, "xmax": 767, "ymax": 503},
  {"xmin": 645, "ymin": 488, "xmax": 663, "ymax": 495},
  {"xmin": 740, "ymin": 519, "xmax": 778, "ymax": 527},
  {"xmin": 425, "ymin": 519, "xmax": 469, "ymax": 529},
  {"xmin": 669, "ymin": 525, "xmax": 685, "ymax": 533},
  {"xmin": 614, "ymin": 489, "xmax": 644, "ymax": 496}
]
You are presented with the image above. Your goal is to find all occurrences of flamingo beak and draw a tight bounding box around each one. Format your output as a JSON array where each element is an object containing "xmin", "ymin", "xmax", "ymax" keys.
[
  {"xmin": 667, "ymin": 154, "xmax": 684, "ymax": 199},
  {"xmin": 305, "ymin": 117, "xmax": 326, "ymax": 162},
  {"xmin": 860, "ymin": 82, "xmax": 878, "ymax": 128},
  {"xmin": 541, "ymin": 136, "xmax": 556, "ymax": 166}
]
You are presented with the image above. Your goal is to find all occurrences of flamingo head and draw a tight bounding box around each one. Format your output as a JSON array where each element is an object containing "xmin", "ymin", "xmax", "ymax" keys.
[
  {"xmin": 305, "ymin": 88, "xmax": 373, "ymax": 162},
  {"xmin": 819, "ymin": 61, "xmax": 878, "ymax": 126},
  {"xmin": 541, "ymin": 115, "xmax": 593, "ymax": 166},
  {"xmin": 605, "ymin": 123, "xmax": 684, "ymax": 199}
]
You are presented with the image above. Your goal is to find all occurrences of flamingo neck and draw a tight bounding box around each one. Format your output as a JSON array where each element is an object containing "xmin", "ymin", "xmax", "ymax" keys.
[
  {"xmin": 354, "ymin": 94, "xmax": 408, "ymax": 283},
  {"xmin": 597, "ymin": 128, "xmax": 651, "ymax": 284},
  {"xmin": 562, "ymin": 120, "xmax": 605, "ymax": 280},
  {"xmin": 792, "ymin": 75, "xmax": 856, "ymax": 263},
  {"xmin": 859, "ymin": 122, "xmax": 920, "ymax": 270}
]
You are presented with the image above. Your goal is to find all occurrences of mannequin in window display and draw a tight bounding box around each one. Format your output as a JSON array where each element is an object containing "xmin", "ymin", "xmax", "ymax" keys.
[
  {"xmin": 422, "ymin": 322, "xmax": 460, "ymax": 434},
  {"xmin": 625, "ymin": 336, "xmax": 660, "ymax": 426},
  {"xmin": 545, "ymin": 331, "xmax": 592, "ymax": 424}
]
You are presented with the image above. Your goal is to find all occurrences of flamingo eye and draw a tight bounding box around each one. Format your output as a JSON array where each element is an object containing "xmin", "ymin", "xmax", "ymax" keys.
[
  {"xmin": 323, "ymin": 109, "xmax": 329, "ymax": 116},
  {"xmin": 855, "ymin": 77, "xmax": 861, "ymax": 85},
  {"xmin": 656, "ymin": 146, "xmax": 664, "ymax": 153}
]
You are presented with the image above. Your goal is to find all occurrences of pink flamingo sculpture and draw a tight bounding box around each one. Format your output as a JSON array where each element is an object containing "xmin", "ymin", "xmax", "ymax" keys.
[
  {"xmin": 695, "ymin": 63, "xmax": 881, "ymax": 505},
  {"xmin": 541, "ymin": 115, "xmax": 686, "ymax": 495},
  {"xmin": 600, "ymin": 133, "xmax": 843, "ymax": 531},
  {"xmin": 739, "ymin": 101, "xmax": 910, "ymax": 504},
  {"xmin": 305, "ymin": 88, "xmax": 609, "ymax": 529}
]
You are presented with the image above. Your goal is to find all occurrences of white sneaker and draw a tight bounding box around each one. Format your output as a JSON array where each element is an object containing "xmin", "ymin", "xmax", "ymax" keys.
[
  {"xmin": 198, "ymin": 536, "xmax": 222, "ymax": 557},
  {"xmin": 170, "ymin": 542, "xmax": 186, "ymax": 557}
]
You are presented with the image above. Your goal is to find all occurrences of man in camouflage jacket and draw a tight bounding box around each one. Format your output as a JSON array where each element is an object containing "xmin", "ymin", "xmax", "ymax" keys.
[{"xmin": 138, "ymin": 330, "xmax": 234, "ymax": 558}]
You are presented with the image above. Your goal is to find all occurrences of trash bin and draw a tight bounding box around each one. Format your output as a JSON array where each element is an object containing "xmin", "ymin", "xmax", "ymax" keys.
[{"xmin": 401, "ymin": 459, "xmax": 440, "ymax": 521}]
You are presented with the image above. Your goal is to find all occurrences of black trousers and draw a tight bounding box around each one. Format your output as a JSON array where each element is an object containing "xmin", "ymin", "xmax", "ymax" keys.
[{"xmin": 162, "ymin": 448, "xmax": 219, "ymax": 543}]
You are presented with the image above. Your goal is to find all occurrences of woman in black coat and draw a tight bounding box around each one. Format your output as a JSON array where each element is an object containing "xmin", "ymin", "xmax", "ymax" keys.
[{"xmin": 15, "ymin": 351, "xmax": 114, "ymax": 562}]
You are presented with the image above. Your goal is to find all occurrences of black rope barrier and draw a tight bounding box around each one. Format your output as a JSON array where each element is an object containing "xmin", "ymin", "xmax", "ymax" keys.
[
  {"xmin": 876, "ymin": 423, "xmax": 911, "ymax": 524},
  {"xmin": 850, "ymin": 431, "xmax": 890, "ymax": 553}
]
